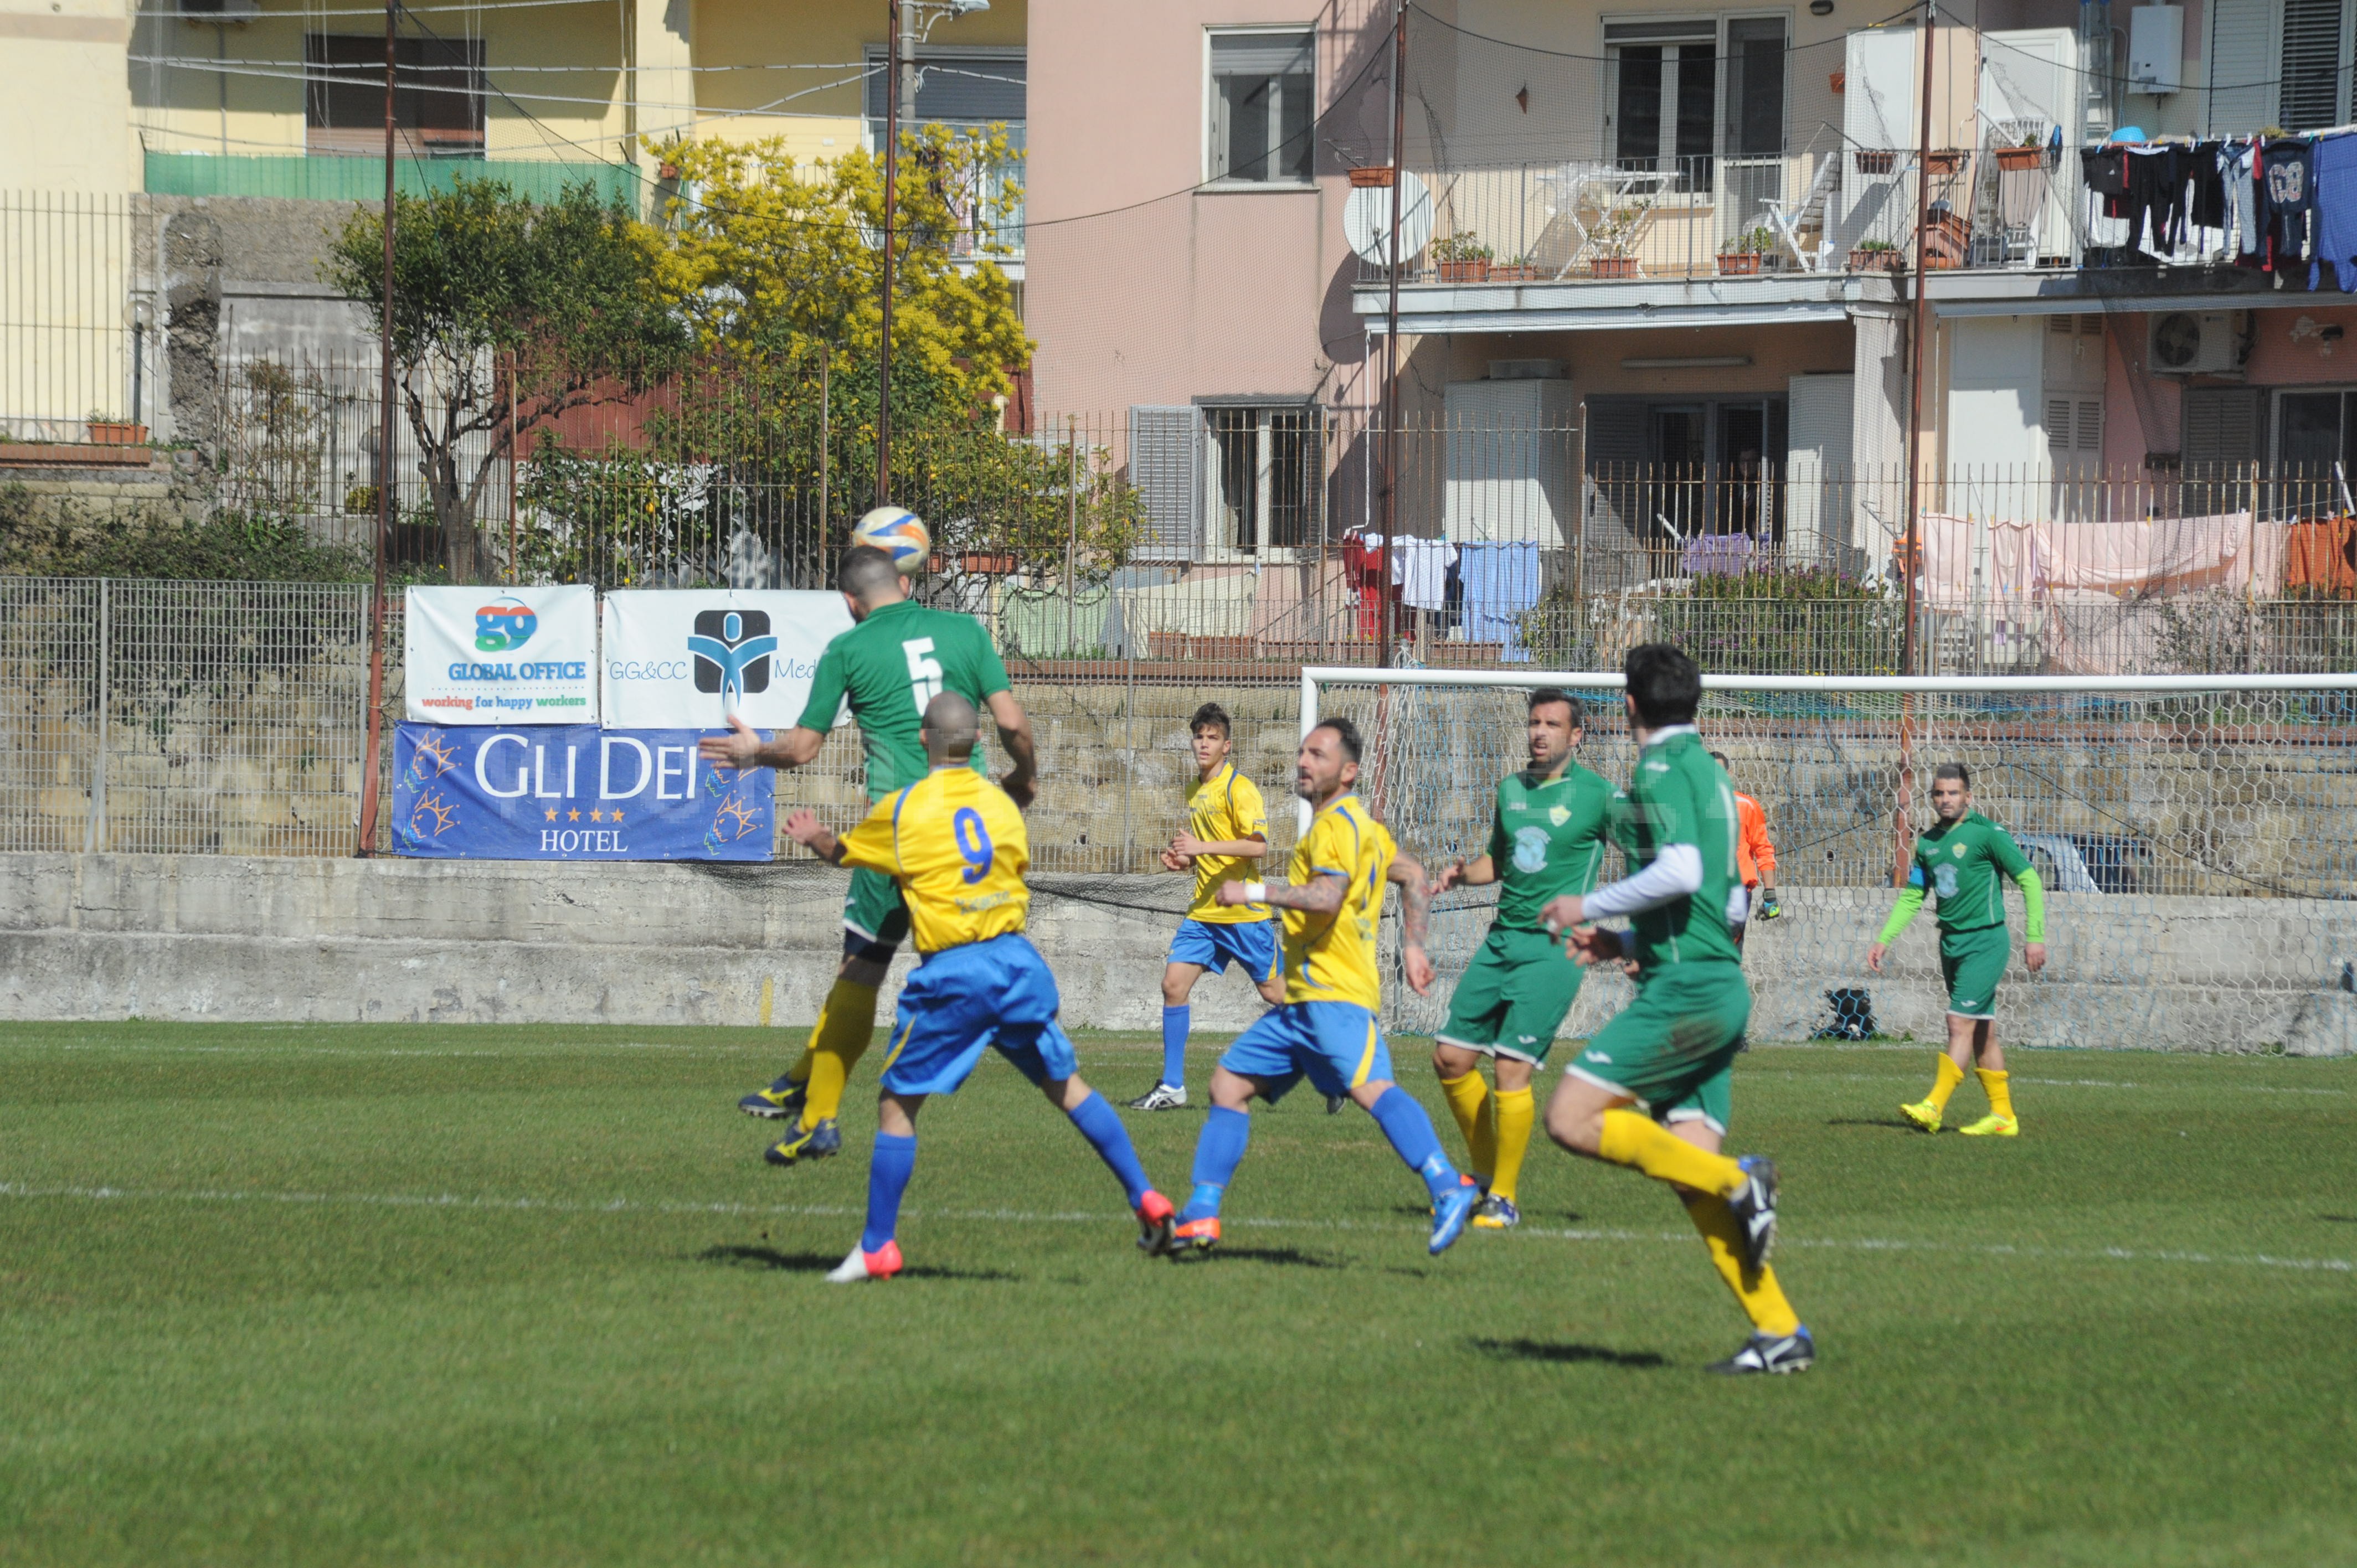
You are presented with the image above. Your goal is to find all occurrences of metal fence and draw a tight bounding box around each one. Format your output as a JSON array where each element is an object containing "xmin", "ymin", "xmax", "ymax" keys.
[
  {"xmin": 0, "ymin": 578, "xmax": 369, "ymax": 856},
  {"xmin": 0, "ymin": 193, "xmax": 141, "ymax": 437}
]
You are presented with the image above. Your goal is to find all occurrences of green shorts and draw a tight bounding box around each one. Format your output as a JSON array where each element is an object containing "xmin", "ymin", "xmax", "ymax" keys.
[
  {"xmin": 844, "ymin": 866, "xmax": 910, "ymax": 954},
  {"xmin": 1567, "ymin": 958, "xmax": 1751, "ymax": 1137},
  {"xmin": 1939, "ymin": 924, "xmax": 2009, "ymax": 1020},
  {"xmin": 1436, "ymin": 925, "xmax": 1586, "ymax": 1064}
]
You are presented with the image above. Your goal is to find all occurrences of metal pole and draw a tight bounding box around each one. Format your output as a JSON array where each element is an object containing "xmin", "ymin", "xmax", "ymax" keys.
[
  {"xmin": 1064, "ymin": 412, "xmax": 1079, "ymax": 657},
  {"xmin": 1899, "ymin": 0, "xmax": 1936, "ymax": 680},
  {"xmin": 877, "ymin": 0, "xmax": 903, "ymax": 506},
  {"xmin": 86, "ymin": 579, "xmax": 109, "ymax": 854},
  {"xmin": 357, "ymin": 0, "xmax": 396, "ymax": 858},
  {"xmin": 1379, "ymin": 0, "xmax": 1406, "ymax": 671},
  {"xmin": 817, "ymin": 347, "xmax": 831, "ymax": 537},
  {"xmin": 506, "ymin": 348, "xmax": 518, "ymax": 584},
  {"xmin": 1892, "ymin": 0, "xmax": 1937, "ymax": 885}
]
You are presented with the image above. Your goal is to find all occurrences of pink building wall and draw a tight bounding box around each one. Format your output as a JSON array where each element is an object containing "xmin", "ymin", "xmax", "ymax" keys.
[
  {"xmin": 2101, "ymin": 306, "xmax": 2357, "ymax": 471},
  {"xmin": 1025, "ymin": 0, "xmax": 1390, "ymax": 417}
]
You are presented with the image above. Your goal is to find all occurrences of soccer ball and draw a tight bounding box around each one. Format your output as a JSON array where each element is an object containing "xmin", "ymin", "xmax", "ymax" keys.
[{"xmin": 852, "ymin": 505, "xmax": 930, "ymax": 576}]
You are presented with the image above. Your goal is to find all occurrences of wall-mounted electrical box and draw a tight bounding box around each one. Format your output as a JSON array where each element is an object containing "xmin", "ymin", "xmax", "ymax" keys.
[{"xmin": 2126, "ymin": 6, "xmax": 2183, "ymax": 94}]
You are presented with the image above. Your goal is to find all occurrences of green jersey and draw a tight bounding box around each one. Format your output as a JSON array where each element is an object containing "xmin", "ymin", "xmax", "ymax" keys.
[
  {"xmin": 795, "ymin": 599, "xmax": 1011, "ymax": 800},
  {"xmin": 1908, "ymin": 811, "xmax": 2034, "ymax": 934},
  {"xmin": 1485, "ymin": 763, "xmax": 1615, "ymax": 930},
  {"xmin": 1610, "ymin": 729, "xmax": 1744, "ymax": 972}
]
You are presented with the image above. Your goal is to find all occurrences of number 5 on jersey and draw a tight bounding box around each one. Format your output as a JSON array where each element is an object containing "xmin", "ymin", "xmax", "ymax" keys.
[{"xmin": 904, "ymin": 637, "xmax": 944, "ymax": 710}]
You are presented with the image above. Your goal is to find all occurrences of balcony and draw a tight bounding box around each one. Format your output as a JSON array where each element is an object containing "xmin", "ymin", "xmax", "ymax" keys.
[
  {"xmin": 142, "ymin": 151, "xmax": 645, "ymax": 210},
  {"xmin": 1361, "ymin": 145, "xmax": 2081, "ymax": 287}
]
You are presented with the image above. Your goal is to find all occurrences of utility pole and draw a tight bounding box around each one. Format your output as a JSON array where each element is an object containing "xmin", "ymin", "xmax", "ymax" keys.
[
  {"xmin": 1379, "ymin": 0, "xmax": 1405, "ymax": 672},
  {"xmin": 358, "ymin": 0, "xmax": 397, "ymax": 857},
  {"xmin": 1893, "ymin": 0, "xmax": 1938, "ymax": 886},
  {"xmin": 877, "ymin": 0, "xmax": 907, "ymax": 507}
]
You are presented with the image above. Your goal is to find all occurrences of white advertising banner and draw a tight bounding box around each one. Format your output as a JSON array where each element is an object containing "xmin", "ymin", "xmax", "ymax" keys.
[
  {"xmin": 404, "ymin": 585, "xmax": 598, "ymax": 724},
  {"xmin": 599, "ymin": 589, "xmax": 855, "ymax": 730}
]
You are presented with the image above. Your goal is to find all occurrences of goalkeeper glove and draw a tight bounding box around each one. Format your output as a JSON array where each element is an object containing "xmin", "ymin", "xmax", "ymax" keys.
[{"xmin": 1758, "ymin": 890, "xmax": 1783, "ymax": 921}]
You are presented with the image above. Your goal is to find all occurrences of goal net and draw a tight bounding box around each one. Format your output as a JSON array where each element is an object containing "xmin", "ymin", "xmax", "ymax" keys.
[{"xmin": 1303, "ymin": 669, "xmax": 2357, "ymax": 1055}]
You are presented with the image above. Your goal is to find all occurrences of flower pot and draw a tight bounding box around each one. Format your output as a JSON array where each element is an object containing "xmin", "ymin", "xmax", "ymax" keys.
[
  {"xmin": 1847, "ymin": 247, "xmax": 1902, "ymax": 272},
  {"xmin": 1489, "ymin": 264, "xmax": 1540, "ymax": 282},
  {"xmin": 1717, "ymin": 252, "xmax": 1764, "ymax": 276},
  {"xmin": 1924, "ymin": 149, "xmax": 1967, "ymax": 176},
  {"xmin": 1438, "ymin": 259, "xmax": 1491, "ymax": 283},
  {"xmin": 1853, "ymin": 149, "xmax": 1896, "ymax": 174},
  {"xmin": 1993, "ymin": 146, "xmax": 2044, "ymax": 172},
  {"xmin": 86, "ymin": 421, "xmax": 146, "ymax": 445},
  {"xmin": 1589, "ymin": 256, "xmax": 1640, "ymax": 279},
  {"xmin": 1348, "ymin": 166, "xmax": 1394, "ymax": 188},
  {"xmin": 960, "ymin": 551, "xmax": 1018, "ymax": 574}
]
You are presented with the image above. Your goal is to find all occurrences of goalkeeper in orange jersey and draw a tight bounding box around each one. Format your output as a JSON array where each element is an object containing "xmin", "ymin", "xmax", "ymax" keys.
[{"xmin": 1710, "ymin": 751, "xmax": 1781, "ymax": 926}]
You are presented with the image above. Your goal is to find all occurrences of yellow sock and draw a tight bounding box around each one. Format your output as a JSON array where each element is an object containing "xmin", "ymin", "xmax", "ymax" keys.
[
  {"xmin": 1682, "ymin": 1192, "xmax": 1801, "ymax": 1337},
  {"xmin": 799, "ymin": 978, "xmax": 881, "ymax": 1130},
  {"xmin": 1977, "ymin": 1067, "xmax": 2014, "ymax": 1120},
  {"xmin": 1438, "ymin": 1071, "xmax": 1495, "ymax": 1182},
  {"xmin": 1596, "ymin": 1108, "xmax": 1745, "ymax": 1198},
  {"xmin": 1489, "ymin": 1087, "xmax": 1535, "ymax": 1204},
  {"xmin": 1925, "ymin": 1052, "xmax": 1966, "ymax": 1113}
]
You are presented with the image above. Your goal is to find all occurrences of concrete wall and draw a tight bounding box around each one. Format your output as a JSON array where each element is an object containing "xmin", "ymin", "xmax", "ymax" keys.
[{"xmin": 1, "ymin": 853, "xmax": 2347, "ymax": 1054}]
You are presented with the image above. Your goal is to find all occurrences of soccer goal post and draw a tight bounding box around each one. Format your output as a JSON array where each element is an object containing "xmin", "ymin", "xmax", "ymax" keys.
[{"xmin": 1300, "ymin": 668, "xmax": 2357, "ymax": 1055}]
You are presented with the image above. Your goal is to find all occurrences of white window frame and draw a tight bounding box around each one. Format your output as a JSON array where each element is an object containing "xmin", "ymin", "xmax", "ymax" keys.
[
  {"xmin": 1202, "ymin": 23, "xmax": 1319, "ymax": 191},
  {"xmin": 1598, "ymin": 9, "xmax": 1793, "ymax": 191},
  {"xmin": 1199, "ymin": 402, "xmax": 1324, "ymax": 563}
]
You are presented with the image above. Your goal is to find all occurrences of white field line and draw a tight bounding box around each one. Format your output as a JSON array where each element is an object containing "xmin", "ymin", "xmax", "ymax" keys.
[
  {"xmin": 0, "ymin": 1180, "xmax": 2346, "ymax": 1275},
  {"xmin": 2, "ymin": 1042, "xmax": 2348, "ymax": 1096}
]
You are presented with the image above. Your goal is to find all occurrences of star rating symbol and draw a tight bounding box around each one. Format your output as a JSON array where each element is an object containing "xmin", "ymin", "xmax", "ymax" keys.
[
  {"xmin": 611, "ymin": 808, "xmax": 624, "ymax": 823},
  {"xmin": 590, "ymin": 809, "xmax": 604, "ymax": 823},
  {"xmin": 567, "ymin": 809, "xmax": 581, "ymax": 822},
  {"xmin": 544, "ymin": 807, "xmax": 557, "ymax": 821}
]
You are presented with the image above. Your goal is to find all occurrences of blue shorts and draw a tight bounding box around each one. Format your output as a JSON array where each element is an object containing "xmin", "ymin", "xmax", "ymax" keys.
[
  {"xmin": 1218, "ymin": 1001, "xmax": 1393, "ymax": 1103},
  {"xmin": 878, "ymin": 932, "xmax": 1080, "ymax": 1097},
  {"xmin": 1167, "ymin": 916, "xmax": 1280, "ymax": 986}
]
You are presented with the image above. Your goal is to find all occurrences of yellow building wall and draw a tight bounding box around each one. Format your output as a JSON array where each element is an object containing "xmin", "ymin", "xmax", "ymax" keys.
[
  {"xmin": 687, "ymin": 0, "xmax": 1025, "ymax": 160},
  {"xmin": 2, "ymin": 0, "xmax": 137, "ymax": 193}
]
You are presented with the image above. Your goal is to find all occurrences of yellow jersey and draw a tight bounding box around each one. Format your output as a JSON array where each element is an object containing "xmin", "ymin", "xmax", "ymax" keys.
[
  {"xmin": 1280, "ymin": 793, "xmax": 1394, "ymax": 1009},
  {"xmin": 837, "ymin": 766, "xmax": 1031, "ymax": 954},
  {"xmin": 1185, "ymin": 762, "xmax": 1272, "ymax": 924}
]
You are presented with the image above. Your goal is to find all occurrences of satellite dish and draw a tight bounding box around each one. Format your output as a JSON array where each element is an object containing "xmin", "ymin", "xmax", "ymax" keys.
[{"xmin": 1344, "ymin": 171, "xmax": 1434, "ymax": 267}]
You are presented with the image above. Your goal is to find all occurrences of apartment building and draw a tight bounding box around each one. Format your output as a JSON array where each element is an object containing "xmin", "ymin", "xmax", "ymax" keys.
[{"xmin": 1023, "ymin": 0, "xmax": 2357, "ymax": 566}]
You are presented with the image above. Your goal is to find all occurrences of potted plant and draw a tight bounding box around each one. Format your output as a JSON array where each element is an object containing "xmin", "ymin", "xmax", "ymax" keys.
[
  {"xmin": 1924, "ymin": 148, "xmax": 1968, "ymax": 177},
  {"xmin": 1847, "ymin": 238, "xmax": 1903, "ymax": 271},
  {"xmin": 1993, "ymin": 132, "xmax": 2044, "ymax": 173},
  {"xmin": 1717, "ymin": 225, "xmax": 1776, "ymax": 275},
  {"xmin": 1432, "ymin": 233, "xmax": 1494, "ymax": 282},
  {"xmin": 1854, "ymin": 148, "xmax": 1897, "ymax": 174},
  {"xmin": 1588, "ymin": 202, "xmax": 1649, "ymax": 278},
  {"xmin": 85, "ymin": 419, "xmax": 146, "ymax": 445},
  {"xmin": 1489, "ymin": 250, "xmax": 1542, "ymax": 282}
]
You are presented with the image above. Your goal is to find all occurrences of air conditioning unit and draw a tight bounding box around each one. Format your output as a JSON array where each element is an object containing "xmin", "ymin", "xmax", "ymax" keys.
[{"xmin": 2147, "ymin": 311, "xmax": 2242, "ymax": 376}]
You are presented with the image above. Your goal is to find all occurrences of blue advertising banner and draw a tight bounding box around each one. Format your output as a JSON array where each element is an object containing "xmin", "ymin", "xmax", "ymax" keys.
[{"xmin": 392, "ymin": 723, "xmax": 774, "ymax": 861}]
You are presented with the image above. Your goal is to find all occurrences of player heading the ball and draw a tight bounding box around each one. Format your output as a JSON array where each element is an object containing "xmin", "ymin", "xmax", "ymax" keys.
[
  {"xmin": 703, "ymin": 544, "xmax": 1038, "ymax": 1168},
  {"xmin": 1870, "ymin": 762, "xmax": 2048, "ymax": 1137},
  {"xmin": 783, "ymin": 690, "xmax": 1177, "ymax": 1281},
  {"xmin": 1131, "ymin": 702, "xmax": 1286, "ymax": 1112},
  {"xmin": 1165, "ymin": 717, "xmax": 1483, "ymax": 1259}
]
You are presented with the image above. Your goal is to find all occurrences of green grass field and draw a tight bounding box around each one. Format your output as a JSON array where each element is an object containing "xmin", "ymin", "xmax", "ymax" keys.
[{"xmin": 2, "ymin": 1021, "xmax": 2352, "ymax": 1567}]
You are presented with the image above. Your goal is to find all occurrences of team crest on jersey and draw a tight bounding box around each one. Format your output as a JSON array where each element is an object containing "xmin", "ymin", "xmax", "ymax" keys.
[
  {"xmin": 1952, "ymin": 843, "xmax": 1967, "ymax": 857},
  {"xmin": 1513, "ymin": 827, "xmax": 1551, "ymax": 873},
  {"xmin": 1548, "ymin": 804, "xmax": 1572, "ymax": 827}
]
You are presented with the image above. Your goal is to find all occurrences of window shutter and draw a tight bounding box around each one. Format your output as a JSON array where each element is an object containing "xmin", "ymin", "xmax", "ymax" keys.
[
  {"xmin": 2076, "ymin": 400, "xmax": 2103, "ymax": 452},
  {"xmin": 2184, "ymin": 386, "xmax": 2261, "ymax": 465},
  {"xmin": 1129, "ymin": 406, "xmax": 1205, "ymax": 561},
  {"xmin": 2280, "ymin": 0, "xmax": 2343, "ymax": 130},
  {"xmin": 1210, "ymin": 31, "xmax": 1314, "ymax": 75},
  {"xmin": 2046, "ymin": 398, "xmax": 2072, "ymax": 452},
  {"xmin": 2206, "ymin": 0, "xmax": 2274, "ymax": 134},
  {"xmin": 865, "ymin": 53, "xmax": 1027, "ymax": 123}
]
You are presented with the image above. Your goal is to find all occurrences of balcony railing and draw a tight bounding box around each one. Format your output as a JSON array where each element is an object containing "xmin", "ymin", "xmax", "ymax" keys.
[{"xmin": 1369, "ymin": 145, "xmax": 2081, "ymax": 285}]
